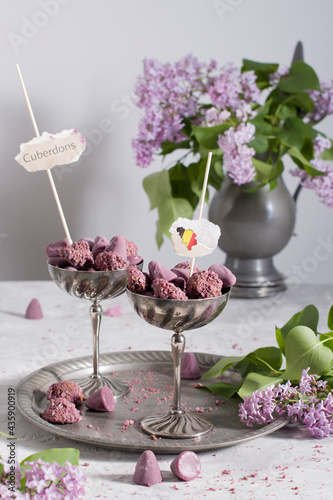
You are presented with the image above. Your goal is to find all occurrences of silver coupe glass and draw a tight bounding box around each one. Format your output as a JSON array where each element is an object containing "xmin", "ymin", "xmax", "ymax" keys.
[
  {"xmin": 126, "ymin": 288, "xmax": 230, "ymax": 438},
  {"xmin": 48, "ymin": 263, "xmax": 140, "ymax": 398}
]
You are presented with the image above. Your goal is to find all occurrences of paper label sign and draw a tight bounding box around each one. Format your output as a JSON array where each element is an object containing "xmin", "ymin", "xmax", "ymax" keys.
[
  {"xmin": 15, "ymin": 129, "xmax": 86, "ymax": 172},
  {"xmin": 170, "ymin": 217, "xmax": 221, "ymax": 257}
]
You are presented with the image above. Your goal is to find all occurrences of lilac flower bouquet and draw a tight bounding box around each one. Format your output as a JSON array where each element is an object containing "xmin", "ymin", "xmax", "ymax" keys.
[{"xmin": 133, "ymin": 54, "xmax": 333, "ymax": 246}]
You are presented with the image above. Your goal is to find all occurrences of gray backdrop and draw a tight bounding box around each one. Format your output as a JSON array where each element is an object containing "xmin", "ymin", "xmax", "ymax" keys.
[{"xmin": 1, "ymin": 0, "xmax": 332, "ymax": 285}]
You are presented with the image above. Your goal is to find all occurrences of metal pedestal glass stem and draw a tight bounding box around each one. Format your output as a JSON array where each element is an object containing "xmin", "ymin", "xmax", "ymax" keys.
[
  {"xmin": 128, "ymin": 289, "xmax": 230, "ymax": 439},
  {"xmin": 47, "ymin": 263, "xmax": 134, "ymax": 398}
]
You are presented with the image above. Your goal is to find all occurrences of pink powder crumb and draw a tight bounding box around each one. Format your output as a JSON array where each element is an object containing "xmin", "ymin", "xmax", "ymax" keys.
[
  {"xmin": 105, "ymin": 305, "xmax": 123, "ymax": 317},
  {"xmin": 87, "ymin": 424, "xmax": 93, "ymax": 429}
]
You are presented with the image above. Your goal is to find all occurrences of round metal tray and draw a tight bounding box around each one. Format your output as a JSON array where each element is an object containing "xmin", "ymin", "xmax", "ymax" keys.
[{"xmin": 16, "ymin": 351, "xmax": 288, "ymax": 454}]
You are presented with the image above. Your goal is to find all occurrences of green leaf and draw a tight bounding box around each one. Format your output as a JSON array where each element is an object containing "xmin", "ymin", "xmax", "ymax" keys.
[
  {"xmin": 160, "ymin": 139, "xmax": 191, "ymax": 155},
  {"xmin": 252, "ymin": 158, "xmax": 273, "ymax": 184},
  {"xmin": 277, "ymin": 103, "xmax": 297, "ymax": 121},
  {"xmin": 192, "ymin": 123, "xmax": 229, "ymax": 150},
  {"xmin": 202, "ymin": 355, "xmax": 244, "ymax": 380},
  {"xmin": 187, "ymin": 158, "xmax": 208, "ymax": 198},
  {"xmin": 279, "ymin": 61, "xmax": 321, "ymax": 93},
  {"xmin": 198, "ymin": 380, "xmax": 242, "ymax": 398},
  {"xmin": 248, "ymin": 118, "xmax": 271, "ymax": 154},
  {"xmin": 20, "ymin": 448, "xmax": 80, "ymax": 469},
  {"xmin": 287, "ymin": 146, "xmax": 322, "ymax": 175},
  {"xmin": 169, "ymin": 163, "xmax": 199, "ymax": 210},
  {"xmin": 235, "ymin": 347, "xmax": 283, "ymax": 377},
  {"xmin": 328, "ymin": 305, "xmax": 333, "ymax": 330},
  {"xmin": 319, "ymin": 333, "xmax": 333, "ymax": 353},
  {"xmin": 300, "ymin": 137, "xmax": 315, "ymax": 161},
  {"xmin": 242, "ymin": 60, "xmax": 279, "ymax": 88},
  {"xmin": 155, "ymin": 218, "xmax": 164, "ymax": 249},
  {"xmin": 143, "ymin": 170, "xmax": 171, "ymax": 210},
  {"xmin": 0, "ymin": 430, "xmax": 14, "ymax": 439},
  {"xmin": 283, "ymin": 92, "xmax": 314, "ymax": 113},
  {"xmin": 156, "ymin": 196, "xmax": 193, "ymax": 244},
  {"xmin": 275, "ymin": 304, "xmax": 320, "ymax": 355},
  {"xmin": 242, "ymin": 59, "xmax": 279, "ymax": 74},
  {"xmin": 238, "ymin": 373, "xmax": 283, "ymax": 399},
  {"xmin": 275, "ymin": 117, "xmax": 308, "ymax": 150},
  {"xmin": 283, "ymin": 326, "xmax": 333, "ymax": 381},
  {"xmin": 269, "ymin": 159, "xmax": 284, "ymax": 182},
  {"xmin": 209, "ymin": 155, "xmax": 224, "ymax": 191}
]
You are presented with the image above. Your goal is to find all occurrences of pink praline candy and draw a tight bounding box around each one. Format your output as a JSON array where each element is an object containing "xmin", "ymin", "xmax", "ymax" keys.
[
  {"xmin": 170, "ymin": 451, "xmax": 201, "ymax": 481},
  {"xmin": 85, "ymin": 387, "xmax": 115, "ymax": 412},
  {"xmin": 25, "ymin": 298, "xmax": 43, "ymax": 319},
  {"xmin": 133, "ymin": 450, "xmax": 162, "ymax": 486},
  {"xmin": 208, "ymin": 264, "xmax": 236, "ymax": 287},
  {"xmin": 181, "ymin": 353, "xmax": 201, "ymax": 379},
  {"xmin": 149, "ymin": 261, "xmax": 177, "ymax": 282}
]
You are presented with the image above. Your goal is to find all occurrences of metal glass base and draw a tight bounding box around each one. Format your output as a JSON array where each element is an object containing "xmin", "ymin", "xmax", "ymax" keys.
[
  {"xmin": 74, "ymin": 374, "xmax": 130, "ymax": 399},
  {"xmin": 225, "ymin": 256, "xmax": 286, "ymax": 298},
  {"xmin": 140, "ymin": 410, "xmax": 213, "ymax": 439}
]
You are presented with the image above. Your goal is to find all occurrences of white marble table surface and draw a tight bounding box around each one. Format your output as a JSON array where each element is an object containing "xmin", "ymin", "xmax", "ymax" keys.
[{"xmin": 1, "ymin": 280, "xmax": 333, "ymax": 499}]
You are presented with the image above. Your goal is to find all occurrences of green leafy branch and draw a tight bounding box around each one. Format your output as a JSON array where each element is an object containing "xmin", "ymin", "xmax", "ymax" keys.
[
  {"xmin": 199, "ymin": 304, "xmax": 333, "ymax": 399},
  {"xmin": 141, "ymin": 58, "xmax": 333, "ymax": 248}
]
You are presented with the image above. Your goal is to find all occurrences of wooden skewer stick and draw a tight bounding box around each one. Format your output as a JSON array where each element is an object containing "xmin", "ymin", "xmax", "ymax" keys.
[
  {"xmin": 16, "ymin": 64, "xmax": 72, "ymax": 245},
  {"xmin": 189, "ymin": 151, "xmax": 212, "ymax": 277}
]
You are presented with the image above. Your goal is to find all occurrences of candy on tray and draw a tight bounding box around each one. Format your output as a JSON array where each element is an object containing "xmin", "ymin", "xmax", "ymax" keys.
[
  {"xmin": 85, "ymin": 387, "xmax": 115, "ymax": 412},
  {"xmin": 133, "ymin": 450, "xmax": 162, "ymax": 486},
  {"xmin": 181, "ymin": 353, "xmax": 201, "ymax": 379},
  {"xmin": 170, "ymin": 451, "xmax": 201, "ymax": 481},
  {"xmin": 25, "ymin": 298, "xmax": 43, "ymax": 319},
  {"xmin": 40, "ymin": 398, "xmax": 83, "ymax": 424},
  {"xmin": 46, "ymin": 381, "xmax": 83, "ymax": 405}
]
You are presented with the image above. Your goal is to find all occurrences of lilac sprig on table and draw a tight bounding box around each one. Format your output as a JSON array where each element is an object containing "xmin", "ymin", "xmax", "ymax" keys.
[
  {"xmin": 239, "ymin": 368, "xmax": 333, "ymax": 438},
  {"xmin": 0, "ymin": 448, "xmax": 86, "ymax": 499},
  {"xmin": 199, "ymin": 303, "xmax": 333, "ymax": 438}
]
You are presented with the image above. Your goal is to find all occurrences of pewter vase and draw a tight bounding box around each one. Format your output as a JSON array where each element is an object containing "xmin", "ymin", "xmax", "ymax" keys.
[{"xmin": 208, "ymin": 175, "xmax": 296, "ymax": 297}]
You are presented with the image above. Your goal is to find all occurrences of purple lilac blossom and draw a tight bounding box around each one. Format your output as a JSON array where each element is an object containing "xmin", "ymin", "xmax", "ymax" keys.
[
  {"xmin": 0, "ymin": 459, "xmax": 86, "ymax": 499},
  {"xmin": 132, "ymin": 55, "xmax": 210, "ymax": 168},
  {"xmin": 308, "ymin": 80, "xmax": 333, "ymax": 122},
  {"xmin": 239, "ymin": 368, "xmax": 333, "ymax": 438},
  {"xmin": 132, "ymin": 56, "xmax": 260, "ymax": 168},
  {"xmin": 218, "ymin": 122, "xmax": 256, "ymax": 184},
  {"xmin": 290, "ymin": 134, "xmax": 333, "ymax": 207}
]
